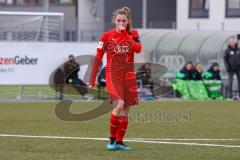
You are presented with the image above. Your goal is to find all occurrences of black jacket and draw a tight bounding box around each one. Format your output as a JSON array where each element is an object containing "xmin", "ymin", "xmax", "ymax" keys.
[
  {"xmin": 193, "ymin": 70, "xmax": 203, "ymax": 80},
  {"xmin": 63, "ymin": 61, "xmax": 80, "ymax": 83},
  {"xmin": 179, "ymin": 66, "xmax": 195, "ymax": 80},
  {"xmin": 207, "ymin": 65, "xmax": 221, "ymax": 80},
  {"xmin": 97, "ymin": 66, "xmax": 106, "ymax": 87},
  {"xmin": 136, "ymin": 65, "xmax": 152, "ymax": 84},
  {"xmin": 224, "ymin": 45, "xmax": 240, "ymax": 71}
]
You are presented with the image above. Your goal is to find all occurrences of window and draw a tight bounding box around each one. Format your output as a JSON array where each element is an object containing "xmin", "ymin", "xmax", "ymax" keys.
[
  {"xmin": 189, "ymin": 0, "xmax": 209, "ymax": 18},
  {"xmin": 0, "ymin": 0, "xmax": 15, "ymax": 5},
  {"xmin": 21, "ymin": 0, "xmax": 41, "ymax": 5},
  {"xmin": 226, "ymin": 0, "xmax": 240, "ymax": 17},
  {"xmin": 0, "ymin": 0, "xmax": 75, "ymax": 6}
]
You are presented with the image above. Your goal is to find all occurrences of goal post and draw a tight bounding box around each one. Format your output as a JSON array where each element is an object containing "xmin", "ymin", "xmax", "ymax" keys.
[
  {"xmin": 0, "ymin": 11, "xmax": 64, "ymax": 42},
  {"xmin": 0, "ymin": 11, "xmax": 64, "ymax": 100}
]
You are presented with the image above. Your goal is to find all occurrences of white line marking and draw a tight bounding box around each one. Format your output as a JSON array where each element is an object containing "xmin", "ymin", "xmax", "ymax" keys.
[
  {"xmin": 0, "ymin": 134, "xmax": 108, "ymax": 141},
  {"xmin": 127, "ymin": 138, "xmax": 240, "ymax": 141},
  {"xmin": 1, "ymin": 134, "xmax": 240, "ymax": 149},
  {"xmin": 125, "ymin": 140, "xmax": 240, "ymax": 148}
]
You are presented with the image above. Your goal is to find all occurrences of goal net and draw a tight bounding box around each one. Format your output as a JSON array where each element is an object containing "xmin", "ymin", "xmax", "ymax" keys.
[
  {"xmin": 0, "ymin": 11, "xmax": 64, "ymax": 42},
  {"xmin": 0, "ymin": 11, "xmax": 64, "ymax": 100}
]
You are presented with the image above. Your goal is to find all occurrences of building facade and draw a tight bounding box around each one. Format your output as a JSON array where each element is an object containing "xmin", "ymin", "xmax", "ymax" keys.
[
  {"xmin": 78, "ymin": 0, "xmax": 176, "ymax": 41},
  {"xmin": 0, "ymin": 0, "xmax": 177, "ymax": 41},
  {"xmin": 177, "ymin": 0, "xmax": 240, "ymax": 31}
]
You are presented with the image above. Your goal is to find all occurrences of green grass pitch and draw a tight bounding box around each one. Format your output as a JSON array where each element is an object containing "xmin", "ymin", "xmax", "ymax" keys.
[{"xmin": 0, "ymin": 100, "xmax": 240, "ymax": 160}]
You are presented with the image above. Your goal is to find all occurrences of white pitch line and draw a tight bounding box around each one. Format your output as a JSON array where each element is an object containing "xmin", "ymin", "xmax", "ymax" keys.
[
  {"xmin": 1, "ymin": 134, "xmax": 240, "ymax": 149},
  {"xmin": 127, "ymin": 138, "xmax": 240, "ymax": 141},
  {"xmin": 0, "ymin": 134, "xmax": 108, "ymax": 141},
  {"xmin": 125, "ymin": 140, "xmax": 240, "ymax": 148}
]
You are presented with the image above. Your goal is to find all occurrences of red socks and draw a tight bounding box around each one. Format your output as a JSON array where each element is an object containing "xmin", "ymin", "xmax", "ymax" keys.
[
  {"xmin": 116, "ymin": 116, "xmax": 128, "ymax": 142},
  {"xmin": 109, "ymin": 113, "xmax": 128, "ymax": 142},
  {"xmin": 110, "ymin": 113, "xmax": 120, "ymax": 138}
]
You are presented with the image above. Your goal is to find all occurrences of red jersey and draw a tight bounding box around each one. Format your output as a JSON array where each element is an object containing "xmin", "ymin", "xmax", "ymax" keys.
[{"xmin": 90, "ymin": 29, "xmax": 142, "ymax": 107}]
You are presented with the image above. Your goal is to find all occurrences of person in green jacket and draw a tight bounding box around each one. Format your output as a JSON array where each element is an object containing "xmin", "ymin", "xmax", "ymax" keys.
[
  {"xmin": 203, "ymin": 63, "xmax": 221, "ymax": 80},
  {"xmin": 193, "ymin": 63, "xmax": 203, "ymax": 80},
  {"xmin": 176, "ymin": 61, "xmax": 194, "ymax": 80},
  {"xmin": 203, "ymin": 63, "xmax": 223, "ymax": 99}
]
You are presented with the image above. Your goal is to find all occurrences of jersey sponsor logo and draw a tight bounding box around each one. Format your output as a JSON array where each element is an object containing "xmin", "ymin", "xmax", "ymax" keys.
[
  {"xmin": 114, "ymin": 45, "xmax": 130, "ymax": 53},
  {"xmin": 104, "ymin": 40, "xmax": 131, "ymax": 53},
  {"xmin": 97, "ymin": 41, "xmax": 104, "ymax": 49}
]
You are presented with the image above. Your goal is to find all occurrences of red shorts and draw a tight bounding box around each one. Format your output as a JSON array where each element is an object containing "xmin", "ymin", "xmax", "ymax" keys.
[{"xmin": 106, "ymin": 70, "xmax": 138, "ymax": 108}]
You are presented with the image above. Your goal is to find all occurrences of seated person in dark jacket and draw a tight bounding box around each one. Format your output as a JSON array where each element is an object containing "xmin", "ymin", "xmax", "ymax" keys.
[
  {"xmin": 52, "ymin": 67, "xmax": 65, "ymax": 100},
  {"xmin": 136, "ymin": 63, "xmax": 156, "ymax": 98},
  {"xmin": 97, "ymin": 66, "xmax": 107, "ymax": 99},
  {"xmin": 176, "ymin": 61, "xmax": 195, "ymax": 80},
  {"xmin": 63, "ymin": 54, "xmax": 88, "ymax": 96},
  {"xmin": 203, "ymin": 63, "xmax": 221, "ymax": 80},
  {"xmin": 97, "ymin": 66, "xmax": 106, "ymax": 88},
  {"xmin": 193, "ymin": 63, "xmax": 203, "ymax": 80}
]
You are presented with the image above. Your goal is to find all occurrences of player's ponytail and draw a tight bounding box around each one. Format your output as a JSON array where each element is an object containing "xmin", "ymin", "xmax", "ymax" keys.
[
  {"xmin": 122, "ymin": 7, "xmax": 132, "ymax": 34},
  {"xmin": 112, "ymin": 6, "xmax": 132, "ymax": 34}
]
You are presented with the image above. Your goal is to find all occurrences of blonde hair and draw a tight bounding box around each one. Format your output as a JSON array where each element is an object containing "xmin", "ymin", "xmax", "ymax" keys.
[
  {"xmin": 112, "ymin": 6, "xmax": 132, "ymax": 34},
  {"xmin": 194, "ymin": 63, "xmax": 202, "ymax": 71}
]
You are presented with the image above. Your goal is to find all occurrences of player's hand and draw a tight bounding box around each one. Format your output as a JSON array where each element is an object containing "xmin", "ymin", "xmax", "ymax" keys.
[{"xmin": 119, "ymin": 25, "xmax": 126, "ymax": 31}]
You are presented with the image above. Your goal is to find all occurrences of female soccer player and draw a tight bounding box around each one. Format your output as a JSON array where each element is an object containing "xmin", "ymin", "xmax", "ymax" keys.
[{"xmin": 89, "ymin": 7, "xmax": 142, "ymax": 151}]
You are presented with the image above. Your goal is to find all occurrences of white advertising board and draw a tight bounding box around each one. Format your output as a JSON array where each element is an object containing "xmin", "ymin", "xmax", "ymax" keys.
[{"xmin": 0, "ymin": 42, "xmax": 98, "ymax": 85}]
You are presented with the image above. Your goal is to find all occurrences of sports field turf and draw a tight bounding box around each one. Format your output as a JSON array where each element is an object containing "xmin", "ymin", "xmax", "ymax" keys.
[{"xmin": 0, "ymin": 100, "xmax": 240, "ymax": 160}]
